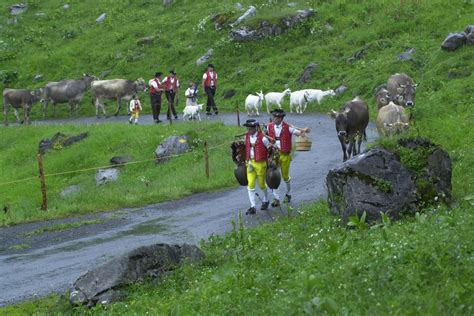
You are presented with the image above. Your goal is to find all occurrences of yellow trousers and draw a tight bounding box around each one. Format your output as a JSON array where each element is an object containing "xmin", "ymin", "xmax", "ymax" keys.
[
  {"xmin": 130, "ymin": 110, "xmax": 140, "ymax": 119},
  {"xmin": 247, "ymin": 160, "xmax": 267, "ymax": 190},
  {"xmin": 279, "ymin": 153, "xmax": 292, "ymax": 182}
]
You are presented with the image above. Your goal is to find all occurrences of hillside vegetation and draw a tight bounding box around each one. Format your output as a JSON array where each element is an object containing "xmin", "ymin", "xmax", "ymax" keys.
[{"xmin": 0, "ymin": 0, "xmax": 473, "ymax": 314}]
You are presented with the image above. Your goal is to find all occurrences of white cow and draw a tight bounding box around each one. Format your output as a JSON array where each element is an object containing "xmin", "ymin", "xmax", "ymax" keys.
[
  {"xmin": 289, "ymin": 90, "xmax": 312, "ymax": 114},
  {"xmin": 183, "ymin": 103, "xmax": 203, "ymax": 121},
  {"xmin": 264, "ymin": 88, "xmax": 291, "ymax": 114},
  {"xmin": 376, "ymin": 101, "xmax": 410, "ymax": 137},
  {"xmin": 245, "ymin": 91, "xmax": 264, "ymax": 116}
]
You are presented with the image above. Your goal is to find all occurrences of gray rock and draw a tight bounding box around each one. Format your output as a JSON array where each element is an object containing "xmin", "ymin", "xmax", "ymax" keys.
[
  {"xmin": 110, "ymin": 155, "xmax": 133, "ymax": 165},
  {"xmin": 155, "ymin": 135, "xmax": 190, "ymax": 164},
  {"xmin": 397, "ymin": 47, "xmax": 416, "ymax": 61},
  {"xmin": 466, "ymin": 32, "xmax": 474, "ymax": 45},
  {"xmin": 236, "ymin": 69, "xmax": 244, "ymax": 76},
  {"xmin": 347, "ymin": 43, "xmax": 371, "ymax": 63},
  {"xmin": 137, "ymin": 36, "xmax": 156, "ymax": 45},
  {"xmin": 63, "ymin": 4, "xmax": 70, "ymax": 9},
  {"xmin": 96, "ymin": 13, "xmax": 106, "ymax": 23},
  {"xmin": 325, "ymin": 23, "xmax": 334, "ymax": 32},
  {"xmin": 230, "ymin": 5, "xmax": 256, "ymax": 28},
  {"xmin": 163, "ymin": 0, "xmax": 173, "ymax": 7},
  {"xmin": 335, "ymin": 85, "xmax": 347, "ymax": 95},
  {"xmin": 38, "ymin": 132, "xmax": 89, "ymax": 155},
  {"xmin": 296, "ymin": 63, "xmax": 318, "ymax": 85},
  {"xmin": 288, "ymin": 2, "xmax": 298, "ymax": 7},
  {"xmin": 70, "ymin": 243, "xmax": 204, "ymax": 307},
  {"xmin": 33, "ymin": 74, "xmax": 43, "ymax": 82},
  {"xmin": 96, "ymin": 168, "xmax": 120, "ymax": 186},
  {"xmin": 35, "ymin": 12, "xmax": 45, "ymax": 17},
  {"xmin": 223, "ymin": 89, "xmax": 236, "ymax": 99},
  {"xmin": 465, "ymin": 25, "xmax": 474, "ymax": 34},
  {"xmin": 60, "ymin": 185, "xmax": 81, "ymax": 198},
  {"xmin": 10, "ymin": 4, "xmax": 28, "ymax": 15},
  {"xmin": 235, "ymin": 2, "xmax": 243, "ymax": 10},
  {"xmin": 196, "ymin": 48, "xmax": 214, "ymax": 66},
  {"xmin": 441, "ymin": 33, "xmax": 466, "ymax": 51}
]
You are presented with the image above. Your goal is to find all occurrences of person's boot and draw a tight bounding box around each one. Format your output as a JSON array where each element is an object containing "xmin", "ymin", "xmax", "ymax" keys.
[
  {"xmin": 261, "ymin": 201, "xmax": 269, "ymax": 210},
  {"xmin": 271, "ymin": 199, "xmax": 280, "ymax": 207},
  {"xmin": 284, "ymin": 194, "xmax": 292, "ymax": 203},
  {"xmin": 246, "ymin": 207, "xmax": 256, "ymax": 215}
]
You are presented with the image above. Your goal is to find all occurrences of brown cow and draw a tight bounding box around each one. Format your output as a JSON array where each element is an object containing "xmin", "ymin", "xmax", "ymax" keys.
[
  {"xmin": 375, "ymin": 87, "xmax": 392, "ymax": 111},
  {"xmin": 376, "ymin": 101, "xmax": 410, "ymax": 137},
  {"xmin": 3, "ymin": 88, "xmax": 43, "ymax": 126},
  {"xmin": 387, "ymin": 73, "xmax": 417, "ymax": 108},
  {"xmin": 330, "ymin": 97, "xmax": 369, "ymax": 161}
]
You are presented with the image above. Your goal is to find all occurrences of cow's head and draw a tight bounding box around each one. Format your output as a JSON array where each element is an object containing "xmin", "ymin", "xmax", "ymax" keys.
[
  {"xmin": 135, "ymin": 78, "xmax": 147, "ymax": 92},
  {"xmin": 397, "ymin": 84, "xmax": 416, "ymax": 107},
  {"xmin": 83, "ymin": 74, "xmax": 98, "ymax": 87},
  {"xmin": 335, "ymin": 108, "xmax": 350, "ymax": 138}
]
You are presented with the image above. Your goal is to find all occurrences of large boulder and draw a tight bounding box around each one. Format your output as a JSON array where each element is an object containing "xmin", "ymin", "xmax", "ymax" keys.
[
  {"xmin": 155, "ymin": 135, "xmax": 190, "ymax": 163},
  {"xmin": 70, "ymin": 243, "xmax": 204, "ymax": 307},
  {"xmin": 326, "ymin": 138, "xmax": 452, "ymax": 224}
]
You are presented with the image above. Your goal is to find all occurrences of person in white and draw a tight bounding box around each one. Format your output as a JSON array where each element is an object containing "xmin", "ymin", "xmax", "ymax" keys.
[
  {"xmin": 128, "ymin": 95, "xmax": 142, "ymax": 125},
  {"xmin": 185, "ymin": 80, "xmax": 198, "ymax": 106}
]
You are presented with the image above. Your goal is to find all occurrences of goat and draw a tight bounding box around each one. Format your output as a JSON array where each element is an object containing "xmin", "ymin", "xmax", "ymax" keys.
[
  {"xmin": 183, "ymin": 103, "xmax": 203, "ymax": 121},
  {"xmin": 245, "ymin": 91, "xmax": 264, "ymax": 116},
  {"xmin": 289, "ymin": 90, "xmax": 312, "ymax": 114},
  {"xmin": 264, "ymin": 88, "xmax": 291, "ymax": 114}
]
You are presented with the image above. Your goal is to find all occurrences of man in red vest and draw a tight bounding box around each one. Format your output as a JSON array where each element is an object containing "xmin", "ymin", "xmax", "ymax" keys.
[
  {"xmin": 149, "ymin": 72, "xmax": 164, "ymax": 123},
  {"xmin": 267, "ymin": 109, "xmax": 310, "ymax": 206},
  {"xmin": 243, "ymin": 119, "xmax": 272, "ymax": 215},
  {"xmin": 162, "ymin": 70, "xmax": 180, "ymax": 120},
  {"xmin": 202, "ymin": 63, "xmax": 218, "ymax": 116}
]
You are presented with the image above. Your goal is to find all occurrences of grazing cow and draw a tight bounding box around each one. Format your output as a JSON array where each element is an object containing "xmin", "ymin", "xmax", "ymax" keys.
[
  {"xmin": 183, "ymin": 103, "xmax": 203, "ymax": 121},
  {"xmin": 376, "ymin": 101, "xmax": 410, "ymax": 137},
  {"xmin": 264, "ymin": 88, "xmax": 291, "ymax": 114},
  {"xmin": 375, "ymin": 87, "xmax": 392, "ymax": 111},
  {"xmin": 289, "ymin": 90, "xmax": 312, "ymax": 114},
  {"xmin": 3, "ymin": 88, "xmax": 43, "ymax": 126},
  {"xmin": 245, "ymin": 91, "xmax": 264, "ymax": 116},
  {"xmin": 91, "ymin": 78, "xmax": 147, "ymax": 118},
  {"xmin": 42, "ymin": 74, "xmax": 96, "ymax": 117},
  {"xmin": 330, "ymin": 97, "xmax": 369, "ymax": 161},
  {"xmin": 387, "ymin": 73, "xmax": 417, "ymax": 108}
]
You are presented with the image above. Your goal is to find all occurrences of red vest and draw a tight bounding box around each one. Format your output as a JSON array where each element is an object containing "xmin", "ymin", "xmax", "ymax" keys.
[
  {"xmin": 150, "ymin": 79, "xmax": 162, "ymax": 94},
  {"xmin": 165, "ymin": 77, "xmax": 178, "ymax": 91},
  {"xmin": 245, "ymin": 132, "xmax": 268, "ymax": 162},
  {"xmin": 204, "ymin": 71, "xmax": 217, "ymax": 88},
  {"xmin": 268, "ymin": 122, "xmax": 292, "ymax": 153}
]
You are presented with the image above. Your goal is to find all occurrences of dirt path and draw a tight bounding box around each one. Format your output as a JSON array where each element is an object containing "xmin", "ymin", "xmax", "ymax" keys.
[{"xmin": 0, "ymin": 112, "xmax": 377, "ymax": 306}]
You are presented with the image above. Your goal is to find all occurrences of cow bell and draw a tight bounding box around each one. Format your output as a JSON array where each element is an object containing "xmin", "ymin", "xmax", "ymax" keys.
[
  {"xmin": 266, "ymin": 166, "xmax": 281, "ymax": 189},
  {"xmin": 234, "ymin": 163, "xmax": 248, "ymax": 186}
]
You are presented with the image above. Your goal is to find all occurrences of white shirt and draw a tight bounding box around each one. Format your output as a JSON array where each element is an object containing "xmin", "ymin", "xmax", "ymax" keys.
[
  {"xmin": 202, "ymin": 71, "xmax": 217, "ymax": 86},
  {"xmin": 273, "ymin": 123, "xmax": 298, "ymax": 149},
  {"xmin": 185, "ymin": 87, "xmax": 197, "ymax": 106},
  {"xmin": 162, "ymin": 76, "xmax": 180, "ymax": 89},
  {"xmin": 249, "ymin": 132, "xmax": 270, "ymax": 159},
  {"xmin": 129, "ymin": 99, "xmax": 142, "ymax": 112}
]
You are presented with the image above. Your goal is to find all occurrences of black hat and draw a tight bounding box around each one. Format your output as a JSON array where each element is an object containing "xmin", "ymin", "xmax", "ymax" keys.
[
  {"xmin": 243, "ymin": 119, "xmax": 259, "ymax": 127},
  {"xmin": 208, "ymin": 63, "xmax": 215, "ymax": 69},
  {"xmin": 155, "ymin": 72, "xmax": 162, "ymax": 77},
  {"xmin": 272, "ymin": 109, "xmax": 286, "ymax": 117},
  {"xmin": 169, "ymin": 69, "xmax": 176, "ymax": 75}
]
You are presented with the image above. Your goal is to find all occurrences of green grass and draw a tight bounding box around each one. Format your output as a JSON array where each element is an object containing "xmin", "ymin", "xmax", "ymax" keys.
[
  {"xmin": 0, "ymin": 122, "xmax": 241, "ymax": 225},
  {"xmin": 0, "ymin": 0, "xmax": 473, "ymax": 314},
  {"xmin": 21, "ymin": 219, "xmax": 104, "ymax": 237}
]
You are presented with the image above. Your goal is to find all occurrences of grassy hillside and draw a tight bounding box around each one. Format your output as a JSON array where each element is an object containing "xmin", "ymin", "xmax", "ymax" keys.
[{"xmin": 0, "ymin": 0, "xmax": 473, "ymax": 314}]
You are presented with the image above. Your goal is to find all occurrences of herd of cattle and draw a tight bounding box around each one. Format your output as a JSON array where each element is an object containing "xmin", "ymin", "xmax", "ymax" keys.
[{"xmin": 2, "ymin": 75, "xmax": 147, "ymax": 125}]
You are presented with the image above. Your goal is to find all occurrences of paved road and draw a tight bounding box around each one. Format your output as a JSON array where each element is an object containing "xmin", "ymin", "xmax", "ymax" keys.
[{"xmin": 0, "ymin": 112, "xmax": 377, "ymax": 306}]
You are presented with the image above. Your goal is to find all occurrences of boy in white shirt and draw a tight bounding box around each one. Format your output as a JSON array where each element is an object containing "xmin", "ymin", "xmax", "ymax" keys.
[
  {"xmin": 128, "ymin": 95, "xmax": 142, "ymax": 125},
  {"xmin": 185, "ymin": 80, "xmax": 198, "ymax": 106}
]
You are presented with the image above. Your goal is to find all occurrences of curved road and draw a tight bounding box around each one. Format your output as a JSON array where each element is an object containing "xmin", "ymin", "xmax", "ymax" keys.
[{"xmin": 0, "ymin": 112, "xmax": 377, "ymax": 306}]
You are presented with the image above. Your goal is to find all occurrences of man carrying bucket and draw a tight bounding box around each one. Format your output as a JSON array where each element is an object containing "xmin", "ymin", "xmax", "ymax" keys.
[
  {"xmin": 243, "ymin": 119, "xmax": 273, "ymax": 215},
  {"xmin": 267, "ymin": 109, "xmax": 310, "ymax": 206}
]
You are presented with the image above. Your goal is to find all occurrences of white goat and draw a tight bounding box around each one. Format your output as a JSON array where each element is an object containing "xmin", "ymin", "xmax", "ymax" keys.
[
  {"xmin": 245, "ymin": 91, "xmax": 264, "ymax": 116},
  {"xmin": 301, "ymin": 89, "xmax": 336, "ymax": 112},
  {"xmin": 264, "ymin": 88, "xmax": 291, "ymax": 114},
  {"xmin": 289, "ymin": 90, "xmax": 313, "ymax": 114},
  {"xmin": 183, "ymin": 103, "xmax": 203, "ymax": 121}
]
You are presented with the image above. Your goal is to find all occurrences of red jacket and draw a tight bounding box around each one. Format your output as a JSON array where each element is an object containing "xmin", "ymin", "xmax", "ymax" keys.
[
  {"xmin": 245, "ymin": 132, "xmax": 268, "ymax": 162},
  {"xmin": 204, "ymin": 71, "xmax": 217, "ymax": 88},
  {"xmin": 267, "ymin": 121, "xmax": 292, "ymax": 154}
]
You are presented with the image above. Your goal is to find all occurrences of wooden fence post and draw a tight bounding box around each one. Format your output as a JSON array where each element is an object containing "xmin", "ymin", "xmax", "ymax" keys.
[
  {"xmin": 204, "ymin": 141, "xmax": 209, "ymax": 179},
  {"xmin": 236, "ymin": 103, "xmax": 240, "ymax": 127},
  {"xmin": 37, "ymin": 153, "xmax": 48, "ymax": 211}
]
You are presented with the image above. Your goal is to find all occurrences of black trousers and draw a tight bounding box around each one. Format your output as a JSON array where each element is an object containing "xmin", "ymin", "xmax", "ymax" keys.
[
  {"xmin": 205, "ymin": 86, "xmax": 218, "ymax": 113},
  {"xmin": 150, "ymin": 93, "xmax": 162, "ymax": 121},
  {"xmin": 165, "ymin": 91, "xmax": 178, "ymax": 119}
]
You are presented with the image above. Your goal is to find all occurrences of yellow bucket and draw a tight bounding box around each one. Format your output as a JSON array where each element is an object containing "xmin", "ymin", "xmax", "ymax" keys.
[{"xmin": 295, "ymin": 135, "xmax": 312, "ymax": 151}]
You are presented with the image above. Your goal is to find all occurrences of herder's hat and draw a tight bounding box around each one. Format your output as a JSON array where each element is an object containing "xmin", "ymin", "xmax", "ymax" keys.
[
  {"xmin": 208, "ymin": 63, "xmax": 215, "ymax": 69},
  {"xmin": 243, "ymin": 119, "xmax": 259, "ymax": 127},
  {"xmin": 272, "ymin": 108, "xmax": 286, "ymax": 117},
  {"xmin": 155, "ymin": 72, "xmax": 162, "ymax": 77},
  {"xmin": 169, "ymin": 69, "xmax": 176, "ymax": 75}
]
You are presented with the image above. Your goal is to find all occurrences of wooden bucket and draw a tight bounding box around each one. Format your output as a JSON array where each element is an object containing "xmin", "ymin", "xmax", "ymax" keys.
[{"xmin": 295, "ymin": 135, "xmax": 312, "ymax": 151}]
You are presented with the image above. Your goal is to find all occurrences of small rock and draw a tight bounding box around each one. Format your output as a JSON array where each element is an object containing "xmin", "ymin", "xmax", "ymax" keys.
[
  {"xmin": 235, "ymin": 3, "xmax": 243, "ymax": 10},
  {"xmin": 35, "ymin": 12, "xmax": 45, "ymax": 17},
  {"xmin": 236, "ymin": 69, "xmax": 244, "ymax": 76},
  {"xmin": 163, "ymin": 0, "xmax": 173, "ymax": 7},
  {"xmin": 10, "ymin": 4, "xmax": 28, "ymax": 15},
  {"xmin": 335, "ymin": 85, "xmax": 347, "ymax": 95},
  {"xmin": 398, "ymin": 48, "xmax": 416, "ymax": 61},
  {"xmin": 33, "ymin": 74, "xmax": 43, "ymax": 82},
  {"xmin": 137, "ymin": 36, "xmax": 155, "ymax": 45},
  {"xmin": 288, "ymin": 2, "xmax": 298, "ymax": 7},
  {"xmin": 196, "ymin": 48, "xmax": 214, "ymax": 66},
  {"xmin": 115, "ymin": 52, "xmax": 123, "ymax": 59},
  {"xmin": 63, "ymin": 4, "xmax": 70, "ymax": 9},
  {"xmin": 96, "ymin": 13, "xmax": 106, "ymax": 24},
  {"xmin": 441, "ymin": 33, "xmax": 467, "ymax": 51},
  {"xmin": 325, "ymin": 23, "xmax": 334, "ymax": 32},
  {"xmin": 110, "ymin": 155, "xmax": 133, "ymax": 166},
  {"xmin": 223, "ymin": 89, "xmax": 236, "ymax": 99},
  {"xmin": 96, "ymin": 168, "xmax": 120, "ymax": 186},
  {"xmin": 60, "ymin": 185, "xmax": 81, "ymax": 198},
  {"xmin": 465, "ymin": 25, "xmax": 474, "ymax": 34},
  {"xmin": 466, "ymin": 32, "xmax": 474, "ymax": 45}
]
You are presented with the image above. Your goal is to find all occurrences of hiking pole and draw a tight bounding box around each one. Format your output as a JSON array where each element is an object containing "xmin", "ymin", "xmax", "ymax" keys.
[{"xmin": 255, "ymin": 192, "xmax": 274, "ymax": 221}]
